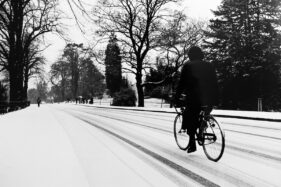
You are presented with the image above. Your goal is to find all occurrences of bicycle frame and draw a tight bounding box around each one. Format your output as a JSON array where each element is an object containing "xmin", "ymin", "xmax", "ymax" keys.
[
  {"xmin": 173, "ymin": 105, "xmax": 225, "ymax": 161},
  {"xmin": 174, "ymin": 105, "xmax": 214, "ymax": 144}
]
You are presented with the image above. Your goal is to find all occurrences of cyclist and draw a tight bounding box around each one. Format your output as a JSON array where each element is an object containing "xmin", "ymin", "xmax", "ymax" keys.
[{"xmin": 174, "ymin": 46, "xmax": 219, "ymax": 153}]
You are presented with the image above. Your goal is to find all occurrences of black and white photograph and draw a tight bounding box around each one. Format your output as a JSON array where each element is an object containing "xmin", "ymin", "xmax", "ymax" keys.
[{"xmin": 0, "ymin": 0, "xmax": 281, "ymax": 186}]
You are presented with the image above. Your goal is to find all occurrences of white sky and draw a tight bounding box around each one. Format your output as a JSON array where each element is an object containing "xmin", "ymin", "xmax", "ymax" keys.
[
  {"xmin": 31, "ymin": 0, "xmax": 222, "ymax": 87},
  {"xmin": 43, "ymin": 0, "xmax": 222, "ymax": 66}
]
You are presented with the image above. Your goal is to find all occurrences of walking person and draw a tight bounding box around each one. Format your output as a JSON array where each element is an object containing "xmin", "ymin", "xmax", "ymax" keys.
[{"xmin": 37, "ymin": 97, "xmax": 41, "ymax": 107}]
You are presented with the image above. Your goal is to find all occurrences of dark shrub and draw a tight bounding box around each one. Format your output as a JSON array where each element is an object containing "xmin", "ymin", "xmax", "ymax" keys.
[
  {"xmin": 149, "ymin": 86, "xmax": 170, "ymax": 101},
  {"xmin": 0, "ymin": 82, "xmax": 7, "ymax": 101},
  {"xmin": 112, "ymin": 88, "xmax": 136, "ymax": 107}
]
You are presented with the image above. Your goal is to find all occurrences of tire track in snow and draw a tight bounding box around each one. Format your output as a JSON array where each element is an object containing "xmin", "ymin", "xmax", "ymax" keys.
[
  {"xmin": 71, "ymin": 114, "xmax": 220, "ymax": 187},
  {"xmin": 66, "ymin": 107, "xmax": 281, "ymax": 163}
]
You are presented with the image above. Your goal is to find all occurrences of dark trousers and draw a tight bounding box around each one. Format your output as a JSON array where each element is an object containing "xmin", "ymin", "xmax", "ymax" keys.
[{"xmin": 182, "ymin": 106, "xmax": 202, "ymax": 137}]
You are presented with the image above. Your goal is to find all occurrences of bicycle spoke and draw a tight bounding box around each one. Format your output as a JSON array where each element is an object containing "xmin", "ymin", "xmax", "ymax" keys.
[
  {"xmin": 174, "ymin": 114, "xmax": 190, "ymax": 150},
  {"xmin": 203, "ymin": 116, "xmax": 225, "ymax": 162}
]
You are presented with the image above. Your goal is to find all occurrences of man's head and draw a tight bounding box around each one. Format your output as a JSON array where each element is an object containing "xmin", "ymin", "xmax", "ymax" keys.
[{"xmin": 188, "ymin": 46, "xmax": 204, "ymax": 61}]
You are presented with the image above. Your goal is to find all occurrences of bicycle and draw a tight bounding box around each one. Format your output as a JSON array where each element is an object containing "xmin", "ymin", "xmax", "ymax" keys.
[{"xmin": 174, "ymin": 105, "xmax": 225, "ymax": 162}]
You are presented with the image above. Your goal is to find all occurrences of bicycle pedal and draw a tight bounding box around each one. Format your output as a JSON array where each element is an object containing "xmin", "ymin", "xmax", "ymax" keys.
[
  {"xmin": 179, "ymin": 129, "xmax": 187, "ymax": 133},
  {"xmin": 197, "ymin": 139, "xmax": 204, "ymax": 146}
]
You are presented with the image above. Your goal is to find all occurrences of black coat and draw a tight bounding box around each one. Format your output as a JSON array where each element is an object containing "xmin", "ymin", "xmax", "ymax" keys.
[{"xmin": 176, "ymin": 60, "xmax": 219, "ymax": 106}]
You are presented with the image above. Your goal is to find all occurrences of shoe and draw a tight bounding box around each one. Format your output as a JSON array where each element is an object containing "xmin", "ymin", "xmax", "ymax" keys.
[
  {"xmin": 187, "ymin": 145, "xmax": 197, "ymax": 153},
  {"xmin": 187, "ymin": 138, "xmax": 196, "ymax": 153}
]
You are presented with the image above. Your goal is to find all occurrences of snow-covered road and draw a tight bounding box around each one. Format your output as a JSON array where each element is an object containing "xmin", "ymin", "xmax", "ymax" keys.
[{"xmin": 0, "ymin": 104, "xmax": 280, "ymax": 187}]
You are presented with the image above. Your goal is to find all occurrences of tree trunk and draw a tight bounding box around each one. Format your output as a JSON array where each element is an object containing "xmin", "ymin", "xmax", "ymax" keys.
[
  {"xmin": 23, "ymin": 70, "xmax": 29, "ymax": 101},
  {"xmin": 136, "ymin": 73, "xmax": 144, "ymax": 107},
  {"xmin": 61, "ymin": 80, "xmax": 66, "ymax": 101},
  {"xmin": 9, "ymin": 1, "xmax": 25, "ymax": 104},
  {"xmin": 169, "ymin": 83, "xmax": 174, "ymax": 108},
  {"xmin": 9, "ymin": 69, "xmax": 24, "ymax": 102},
  {"xmin": 71, "ymin": 69, "xmax": 79, "ymax": 98},
  {"xmin": 136, "ymin": 83, "xmax": 144, "ymax": 107},
  {"xmin": 23, "ymin": 82, "xmax": 28, "ymax": 101}
]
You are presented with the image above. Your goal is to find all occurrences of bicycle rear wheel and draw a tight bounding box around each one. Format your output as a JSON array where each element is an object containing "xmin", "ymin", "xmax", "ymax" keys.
[
  {"xmin": 174, "ymin": 114, "xmax": 190, "ymax": 150},
  {"xmin": 202, "ymin": 116, "xmax": 225, "ymax": 162}
]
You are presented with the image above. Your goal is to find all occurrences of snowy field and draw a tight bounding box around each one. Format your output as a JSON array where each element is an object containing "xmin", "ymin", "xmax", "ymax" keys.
[
  {"xmin": 85, "ymin": 102, "xmax": 281, "ymax": 122},
  {"xmin": 0, "ymin": 104, "xmax": 280, "ymax": 187},
  {"xmin": 86, "ymin": 97, "xmax": 281, "ymax": 121}
]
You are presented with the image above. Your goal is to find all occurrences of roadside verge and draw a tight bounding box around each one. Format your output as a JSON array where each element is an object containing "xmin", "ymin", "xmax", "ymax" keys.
[{"xmin": 78, "ymin": 104, "xmax": 281, "ymax": 122}]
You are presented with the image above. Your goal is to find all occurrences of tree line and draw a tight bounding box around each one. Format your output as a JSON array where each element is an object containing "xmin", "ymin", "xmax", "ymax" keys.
[
  {"xmin": 1, "ymin": 0, "xmax": 281, "ymax": 111},
  {"xmin": 90, "ymin": 0, "xmax": 281, "ymax": 110},
  {"xmin": 204, "ymin": 0, "xmax": 281, "ymax": 110},
  {"xmin": 48, "ymin": 43, "xmax": 105, "ymax": 102},
  {"xmin": 143, "ymin": 0, "xmax": 281, "ymax": 110},
  {"xmin": 46, "ymin": 36, "xmax": 136, "ymax": 106}
]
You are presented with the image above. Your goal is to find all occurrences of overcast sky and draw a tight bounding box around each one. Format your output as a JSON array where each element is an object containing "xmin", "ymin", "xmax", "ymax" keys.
[{"xmin": 32, "ymin": 0, "xmax": 222, "ymax": 87}]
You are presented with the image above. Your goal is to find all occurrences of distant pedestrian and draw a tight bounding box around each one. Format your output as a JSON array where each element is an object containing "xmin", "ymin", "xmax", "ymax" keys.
[
  {"xmin": 89, "ymin": 98, "xmax": 94, "ymax": 104},
  {"xmin": 37, "ymin": 97, "xmax": 41, "ymax": 107}
]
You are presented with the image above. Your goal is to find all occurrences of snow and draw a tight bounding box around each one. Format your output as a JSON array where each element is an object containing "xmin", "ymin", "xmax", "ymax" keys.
[
  {"xmin": 0, "ymin": 106, "xmax": 89, "ymax": 187},
  {"xmin": 80, "ymin": 103, "xmax": 281, "ymax": 121},
  {"xmin": 77, "ymin": 97, "xmax": 281, "ymax": 121},
  {"xmin": 51, "ymin": 109, "xmax": 185, "ymax": 187},
  {"xmin": 63, "ymin": 104, "xmax": 281, "ymax": 187},
  {"xmin": 0, "ymin": 105, "xmax": 197, "ymax": 187},
  {"xmin": 0, "ymin": 103, "xmax": 280, "ymax": 186}
]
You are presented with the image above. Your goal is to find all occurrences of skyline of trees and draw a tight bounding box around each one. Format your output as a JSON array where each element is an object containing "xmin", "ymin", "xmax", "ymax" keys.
[
  {"xmin": 204, "ymin": 0, "xmax": 281, "ymax": 110},
  {"xmin": 1, "ymin": 0, "xmax": 280, "ymax": 111},
  {"xmin": 49, "ymin": 43, "xmax": 105, "ymax": 102},
  {"xmin": 93, "ymin": 0, "xmax": 182, "ymax": 107}
]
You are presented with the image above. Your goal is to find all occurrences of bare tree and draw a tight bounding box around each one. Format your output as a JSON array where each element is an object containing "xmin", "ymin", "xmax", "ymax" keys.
[
  {"xmin": 93, "ymin": 0, "xmax": 180, "ymax": 107},
  {"xmin": 144, "ymin": 14, "xmax": 206, "ymax": 87},
  {"xmin": 23, "ymin": 41, "xmax": 46, "ymax": 100},
  {"xmin": 0, "ymin": 0, "xmax": 61, "ymax": 102},
  {"xmin": 159, "ymin": 15, "xmax": 206, "ymax": 71}
]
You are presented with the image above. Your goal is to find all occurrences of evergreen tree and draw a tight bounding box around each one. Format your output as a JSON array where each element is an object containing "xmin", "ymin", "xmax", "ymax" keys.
[
  {"xmin": 104, "ymin": 33, "xmax": 122, "ymax": 96},
  {"xmin": 144, "ymin": 61, "xmax": 174, "ymax": 99},
  {"xmin": 79, "ymin": 58, "xmax": 106, "ymax": 98},
  {"xmin": 112, "ymin": 77, "xmax": 136, "ymax": 107},
  {"xmin": 62, "ymin": 43, "xmax": 83, "ymax": 99},
  {"xmin": 204, "ymin": 0, "xmax": 281, "ymax": 110},
  {"xmin": 144, "ymin": 58, "xmax": 179, "ymax": 104}
]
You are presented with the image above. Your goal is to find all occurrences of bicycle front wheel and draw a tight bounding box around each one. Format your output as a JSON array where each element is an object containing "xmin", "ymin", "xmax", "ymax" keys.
[
  {"xmin": 202, "ymin": 116, "xmax": 225, "ymax": 162},
  {"xmin": 174, "ymin": 114, "xmax": 190, "ymax": 150}
]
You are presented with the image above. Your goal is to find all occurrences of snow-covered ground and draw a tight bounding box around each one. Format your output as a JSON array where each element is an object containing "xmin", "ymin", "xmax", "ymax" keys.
[
  {"xmin": 0, "ymin": 104, "xmax": 280, "ymax": 187},
  {"xmin": 0, "ymin": 105, "xmax": 89, "ymax": 187},
  {"xmin": 0, "ymin": 105, "xmax": 195, "ymax": 187},
  {"xmin": 80, "ymin": 97, "xmax": 281, "ymax": 121},
  {"xmin": 82, "ymin": 103, "xmax": 281, "ymax": 121}
]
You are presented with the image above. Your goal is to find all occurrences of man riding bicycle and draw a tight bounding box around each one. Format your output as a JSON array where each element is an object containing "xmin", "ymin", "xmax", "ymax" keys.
[{"xmin": 174, "ymin": 46, "xmax": 219, "ymax": 153}]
